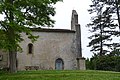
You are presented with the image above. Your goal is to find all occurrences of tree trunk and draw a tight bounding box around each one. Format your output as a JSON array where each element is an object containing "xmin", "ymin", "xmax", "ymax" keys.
[
  {"xmin": 99, "ymin": 14, "xmax": 103, "ymax": 56},
  {"xmin": 8, "ymin": 26, "xmax": 17, "ymax": 73},
  {"xmin": 8, "ymin": 0, "xmax": 17, "ymax": 73},
  {"xmin": 8, "ymin": 27, "xmax": 17, "ymax": 73},
  {"xmin": 100, "ymin": 25, "xmax": 103, "ymax": 56},
  {"xmin": 9, "ymin": 51, "xmax": 17, "ymax": 73},
  {"xmin": 116, "ymin": 0, "xmax": 120, "ymax": 30}
]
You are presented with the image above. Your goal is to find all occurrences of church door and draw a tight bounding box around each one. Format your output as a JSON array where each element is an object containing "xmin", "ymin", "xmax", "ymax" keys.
[{"xmin": 55, "ymin": 58, "xmax": 64, "ymax": 70}]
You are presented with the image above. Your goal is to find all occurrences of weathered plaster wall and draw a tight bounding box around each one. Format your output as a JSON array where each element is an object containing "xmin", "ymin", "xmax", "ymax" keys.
[
  {"xmin": 17, "ymin": 31, "xmax": 78, "ymax": 70},
  {"xmin": 0, "ymin": 50, "xmax": 9, "ymax": 69}
]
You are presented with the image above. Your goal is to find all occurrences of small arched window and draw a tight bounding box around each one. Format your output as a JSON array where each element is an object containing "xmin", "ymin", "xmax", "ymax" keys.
[
  {"xmin": 0, "ymin": 55, "xmax": 3, "ymax": 61},
  {"xmin": 28, "ymin": 43, "xmax": 33, "ymax": 54}
]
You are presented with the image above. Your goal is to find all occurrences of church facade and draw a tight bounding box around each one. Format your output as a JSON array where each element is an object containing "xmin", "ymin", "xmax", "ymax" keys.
[{"xmin": 0, "ymin": 10, "xmax": 86, "ymax": 70}]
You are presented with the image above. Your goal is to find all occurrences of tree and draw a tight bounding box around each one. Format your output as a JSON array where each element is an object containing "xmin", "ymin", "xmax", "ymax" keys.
[
  {"xmin": 0, "ymin": 0, "xmax": 62, "ymax": 73},
  {"xmin": 87, "ymin": 50, "xmax": 120, "ymax": 71},
  {"xmin": 87, "ymin": 0, "xmax": 120, "ymax": 71},
  {"xmin": 87, "ymin": 0, "xmax": 117, "ymax": 55},
  {"xmin": 97, "ymin": 0, "xmax": 120, "ymax": 30}
]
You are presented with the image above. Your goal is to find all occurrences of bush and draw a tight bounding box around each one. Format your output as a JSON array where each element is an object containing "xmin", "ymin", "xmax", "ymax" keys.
[{"xmin": 86, "ymin": 54, "xmax": 120, "ymax": 72}]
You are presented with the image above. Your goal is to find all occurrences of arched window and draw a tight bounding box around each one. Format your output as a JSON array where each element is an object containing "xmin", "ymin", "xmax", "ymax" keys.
[
  {"xmin": 0, "ymin": 55, "xmax": 3, "ymax": 61},
  {"xmin": 55, "ymin": 58, "xmax": 64, "ymax": 70},
  {"xmin": 28, "ymin": 43, "xmax": 33, "ymax": 54}
]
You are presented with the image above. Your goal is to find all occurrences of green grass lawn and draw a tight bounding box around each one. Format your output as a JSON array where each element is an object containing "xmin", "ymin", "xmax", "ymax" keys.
[{"xmin": 0, "ymin": 70, "xmax": 120, "ymax": 80}]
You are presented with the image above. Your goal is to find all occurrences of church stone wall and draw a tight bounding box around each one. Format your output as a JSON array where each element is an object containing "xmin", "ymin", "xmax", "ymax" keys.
[
  {"xmin": 0, "ymin": 50, "xmax": 9, "ymax": 69},
  {"xmin": 17, "ymin": 31, "xmax": 78, "ymax": 70}
]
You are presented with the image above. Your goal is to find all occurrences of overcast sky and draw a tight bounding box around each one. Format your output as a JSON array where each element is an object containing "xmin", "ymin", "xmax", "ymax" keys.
[{"xmin": 53, "ymin": 0, "xmax": 93, "ymax": 58}]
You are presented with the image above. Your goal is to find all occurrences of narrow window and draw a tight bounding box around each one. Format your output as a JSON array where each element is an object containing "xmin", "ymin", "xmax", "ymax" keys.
[
  {"xmin": 0, "ymin": 55, "xmax": 3, "ymax": 61},
  {"xmin": 28, "ymin": 43, "xmax": 33, "ymax": 54}
]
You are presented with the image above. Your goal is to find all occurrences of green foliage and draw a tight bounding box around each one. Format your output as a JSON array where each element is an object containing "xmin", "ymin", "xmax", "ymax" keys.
[
  {"xmin": 86, "ymin": 50, "xmax": 120, "ymax": 72},
  {"xmin": 95, "ymin": 56, "xmax": 116, "ymax": 71},
  {"xmin": 0, "ymin": 70, "xmax": 120, "ymax": 80},
  {"xmin": 0, "ymin": 0, "xmax": 62, "ymax": 51}
]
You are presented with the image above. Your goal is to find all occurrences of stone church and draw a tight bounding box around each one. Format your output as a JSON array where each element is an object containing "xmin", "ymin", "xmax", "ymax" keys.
[{"xmin": 0, "ymin": 10, "xmax": 86, "ymax": 70}]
